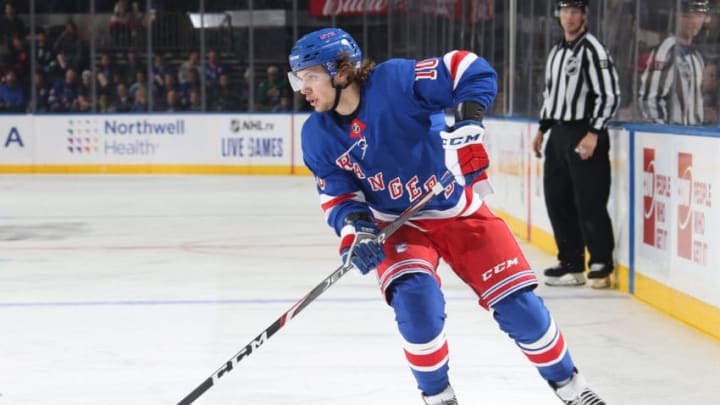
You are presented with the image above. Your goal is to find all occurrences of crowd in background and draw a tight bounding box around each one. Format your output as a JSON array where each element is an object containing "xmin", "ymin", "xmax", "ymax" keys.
[
  {"xmin": 0, "ymin": 1, "xmax": 296, "ymax": 114},
  {"xmin": 0, "ymin": 0, "xmax": 717, "ymax": 126}
]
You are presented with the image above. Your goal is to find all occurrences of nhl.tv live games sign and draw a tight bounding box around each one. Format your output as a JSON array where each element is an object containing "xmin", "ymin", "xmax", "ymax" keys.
[{"xmin": 0, "ymin": 114, "xmax": 297, "ymax": 173}]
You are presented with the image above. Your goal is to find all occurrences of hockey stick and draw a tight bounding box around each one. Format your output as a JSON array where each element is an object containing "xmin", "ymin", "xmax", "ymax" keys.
[{"xmin": 177, "ymin": 172, "xmax": 453, "ymax": 405}]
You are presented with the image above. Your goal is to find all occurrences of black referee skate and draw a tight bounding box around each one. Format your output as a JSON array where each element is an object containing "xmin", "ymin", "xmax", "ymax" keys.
[
  {"xmin": 543, "ymin": 263, "xmax": 586, "ymax": 286},
  {"xmin": 422, "ymin": 384, "xmax": 458, "ymax": 405},
  {"xmin": 587, "ymin": 263, "xmax": 613, "ymax": 289},
  {"xmin": 550, "ymin": 370, "xmax": 606, "ymax": 405}
]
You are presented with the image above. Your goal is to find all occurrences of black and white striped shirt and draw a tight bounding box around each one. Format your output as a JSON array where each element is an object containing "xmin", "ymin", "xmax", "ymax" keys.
[
  {"xmin": 638, "ymin": 36, "xmax": 704, "ymax": 126},
  {"xmin": 539, "ymin": 31, "xmax": 620, "ymax": 133}
]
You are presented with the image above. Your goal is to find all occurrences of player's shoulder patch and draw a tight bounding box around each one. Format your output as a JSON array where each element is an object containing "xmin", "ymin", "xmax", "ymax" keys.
[
  {"xmin": 599, "ymin": 59, "xmax": 609, "ymax": 69},
  {"xmin": 654, "ymin": 61, "xmax": 665, "ymax": 71}
]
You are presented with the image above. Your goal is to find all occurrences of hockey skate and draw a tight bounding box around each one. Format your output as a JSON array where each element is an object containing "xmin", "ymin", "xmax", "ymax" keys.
[
  {"xmin": 544, "ymin": 264, "xmax": 586, "ymax": 286},
  {"xmin": 422, "ymin": 384, "xmax": 458, "ymax": 405},
  {"xmin": 587, "ymin": 263, "xmax": 613, "ymax": 289},
  {"xmin": 550, "ymin": 370, "xmax": 606, "ymax": 405}
]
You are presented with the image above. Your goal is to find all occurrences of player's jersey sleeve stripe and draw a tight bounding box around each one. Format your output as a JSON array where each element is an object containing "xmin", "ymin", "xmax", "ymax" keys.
[
  {"xmin": 443, "ymin": 50, "xmax": 478, "ymax": 90},
  {"xmin": 319, "ymin": 191, "xmax": 365, "ymax": 214}
]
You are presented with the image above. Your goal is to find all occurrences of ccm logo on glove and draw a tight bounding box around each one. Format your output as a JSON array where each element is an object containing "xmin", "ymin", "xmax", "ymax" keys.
[
  {"xmin": 440, "ymin": 120, "xmax": 489, "ymax": 186},
  {"xmin": 440, "ymin": 126, "xmax": 486, "ymax": 149}
]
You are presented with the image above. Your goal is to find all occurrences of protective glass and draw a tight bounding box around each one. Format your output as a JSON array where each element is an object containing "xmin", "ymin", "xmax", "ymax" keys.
[{"xmin": 287, "ymin": 70, "xmax": 330, "ymax": 92}]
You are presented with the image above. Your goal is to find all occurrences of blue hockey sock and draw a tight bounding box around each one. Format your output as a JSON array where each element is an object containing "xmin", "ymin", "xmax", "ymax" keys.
[
  {"xmin": 492, "ymin": 288, "xmax": 575, "ymax": 382},
  {"xmin": 387, "ymin": 273, "xmax": 450, "ymax": 396}
]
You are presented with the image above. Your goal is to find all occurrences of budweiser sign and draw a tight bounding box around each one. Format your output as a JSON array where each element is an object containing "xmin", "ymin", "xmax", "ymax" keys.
[
  {"xmin": 310, "ymin": 0, "xmax": 493, "ymax": 22},
  {"xmin": 310, "ymin": 0, "xmax": 405, "ymax": 16}
]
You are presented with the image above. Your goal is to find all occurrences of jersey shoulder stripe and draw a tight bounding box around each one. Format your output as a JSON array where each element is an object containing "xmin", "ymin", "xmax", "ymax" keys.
[{"xmin": 443, "ymin": 50, "xmax": 479, "ymax": 90}]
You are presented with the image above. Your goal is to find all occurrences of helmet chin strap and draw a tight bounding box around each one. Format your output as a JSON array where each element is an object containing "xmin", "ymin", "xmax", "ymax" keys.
[{"xmin": 331, "ymin": 77, "xmax": 352, "ymax": 112}]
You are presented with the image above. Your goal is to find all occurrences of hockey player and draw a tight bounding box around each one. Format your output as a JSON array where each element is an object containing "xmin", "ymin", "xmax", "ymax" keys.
[{"xmin": 288, "ymin": 27, "xmax": 607, "ymax": 405}]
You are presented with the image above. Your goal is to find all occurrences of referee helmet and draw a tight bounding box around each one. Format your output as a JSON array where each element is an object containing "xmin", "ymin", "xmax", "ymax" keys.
[
  {"xmin": 556, "ymin": 0, "xmax": 589, "ymax": 11},
  {"xmin": 681, "ymin": 0, "xmax": 710, "ymax": 13}
]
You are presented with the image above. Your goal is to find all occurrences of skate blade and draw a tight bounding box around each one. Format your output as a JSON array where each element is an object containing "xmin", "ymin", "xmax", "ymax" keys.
[
  {"xmin": 590, "ymin": 273, "xmax": 616, "ymax": 289},
  {"xmin": 544, "ymin": 273, "xmax": 586, "ymax": 286}
]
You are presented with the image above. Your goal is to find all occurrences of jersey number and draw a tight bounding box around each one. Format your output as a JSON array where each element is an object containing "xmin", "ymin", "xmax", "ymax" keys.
[{"xmin": 415, "ymin": 59, "xmax": 438, "ymax": 80}]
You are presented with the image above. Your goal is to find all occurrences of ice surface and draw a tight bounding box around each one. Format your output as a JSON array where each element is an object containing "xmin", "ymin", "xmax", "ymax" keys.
[{"xmin": 0, "ymin": 175, "xmax": 718, "ymax": 405}]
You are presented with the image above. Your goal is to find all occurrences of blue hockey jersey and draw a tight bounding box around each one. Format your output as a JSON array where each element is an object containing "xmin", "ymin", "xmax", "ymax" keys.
[{"xmin": 301, "ymin": 51, "xmax": 497, "ymax": 235}]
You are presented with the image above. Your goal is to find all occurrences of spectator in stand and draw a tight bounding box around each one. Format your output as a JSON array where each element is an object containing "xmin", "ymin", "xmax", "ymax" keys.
[
  {"xmin": 53, "ymin": 21, "xmax": 85, "ymax": 74},
  {"xmin": 162, "ymin": 89, "xmax": 182, "ymax": 112},
  {"xmin": 0, "ymin": 69, "xmax": 25, "ymax": 112},
  {"xmin": 130, "ymin": 85, "xmax": 148, "ymax": 112},
  {"xmin": 272, "ymin": 91, "xmax": 292, "ymax": 112},
  {"xmin": 48, "ymin": 68, "xmax": 79, "ymax": 112},
  {"xmin": 75, "ymin": 94, "xmax": 92, "ymax": 112},
  {"xmin": 78, "ymin": 69, "xmax": 93, "ymax": 101},
  {"xmin": 187, "ymin": 88, "xmax": 201, "ymax": 111},
  {"xmin": 112, "ymin": 82, "xmax": 132, "ymax": 112},
  {"xmin": 32, "ymin": 68, "xmax": 50, "ymax": 112},
  {"xmin": 237, "ymin": 66, "xmax": 253, "ymax": 110},
  {"xmin": 96, "ymin": 52, "xmax": 116, "ymax": 94},
  {"xmin": 165, "ymin": 71, "xmax": 179, "ymax": 91},
  {"xmin": 34, "ymin": 29, "xmax": 57, "ymax": 79},
  {"xmin": 98, "ymin": 68, "xmax": 123, "ymax": 107},
  {"xmin": 151, "ymin": 54, "xmax": 170, "ymax": 89},
  {"xmin": 97, "ymin": 92, "xmax": 110, "ymax": 112},
  {"xmin": 204, "ymin": 49, "xmax": 228, "ymax": 89},
  {"xmin": 97, "ymin": 73, "xmax": 118, "ymax": 100},
  {"xmin": 209, "ymin": 73, "xmax": 239, "ymax": 111},
  {"xmin": 179, "ymin": 67, "xmax": 201, "ymax": 109},
  {"xmin": 0, "ymin": 2, "xmax": 26, "ymax": 44},
  {"xmin": 256, "ymin": 64, "xmax": 290, "ymax": 111},
  {"xmin": 158, "ymin": 70, "xmax": 180, "ymax": 101},
  {"xmin": 122, "ymin": 48, "xmax": 143, "ymax": 85},
  {"xmin": 178, "ymin": 50, "xmax": 200, "ymax": 86},
  {"xmin": 109, "ymin": 0, "xmax": 134, "ymax": 47},
  {"xmin": 6, "ymin": 33, "xmax": 28, "ymax": 86},
  {"xmin": 128, "ymin": 70, "xmax": 148, "ymax": 100},
  {"xmin": 129, "ymin": 0, "xmax": 144, "ymax": 31}
]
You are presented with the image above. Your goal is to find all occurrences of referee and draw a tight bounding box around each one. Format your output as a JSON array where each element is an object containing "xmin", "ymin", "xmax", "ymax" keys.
[
  {"xmin": 638, "ymin": 0, "xmax": 709, "ymax": 126},
  {"xmin": 532, "ymin": 0, "xmax": 620, "ymax": 288}
]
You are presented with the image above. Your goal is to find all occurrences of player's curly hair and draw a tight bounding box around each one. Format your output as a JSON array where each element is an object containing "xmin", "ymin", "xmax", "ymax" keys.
[{"xmin": 336, "ymin": 53, "xmax": 375, "ymax": 86}]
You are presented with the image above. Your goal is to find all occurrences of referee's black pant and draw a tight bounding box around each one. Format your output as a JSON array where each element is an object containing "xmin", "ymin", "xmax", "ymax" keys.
[{"xmin": 543, "ymin": 120, "xmax": 615, "ymax": 272}]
